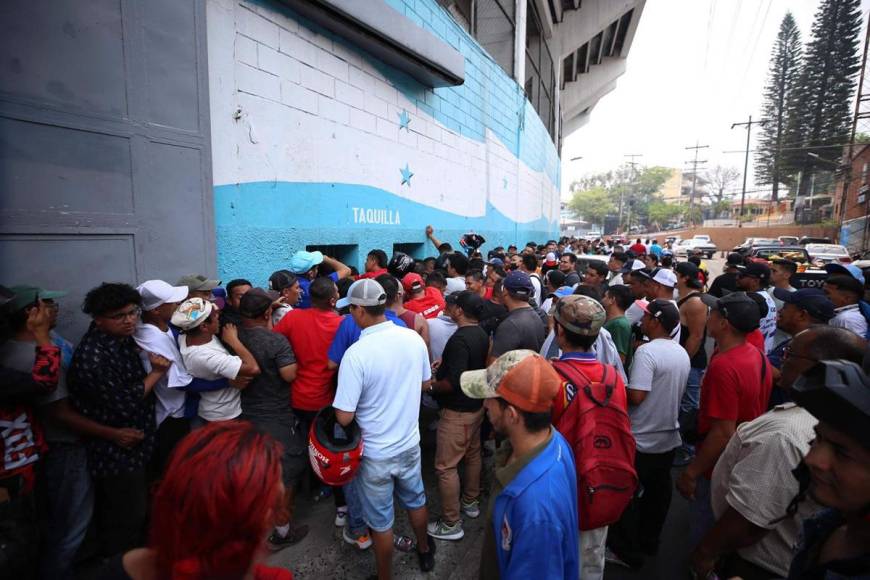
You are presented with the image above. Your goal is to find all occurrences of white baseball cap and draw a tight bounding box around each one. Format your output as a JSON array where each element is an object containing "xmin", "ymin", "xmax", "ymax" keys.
[
  {"xmin": 651, "ymin": 268, "xmax": 677, "ymax": 288},
  {"xmin": 137, "ymin": 280, "xmax": 189, "ymax": 311},
  {"xmin": 336, "ymin": 279, "xmax": 387, "ymax": 309}
]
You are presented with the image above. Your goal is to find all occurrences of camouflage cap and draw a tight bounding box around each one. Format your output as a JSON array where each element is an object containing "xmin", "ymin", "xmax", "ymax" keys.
[
  {"xmin": 552, "ymin": 294, "xmax": 605, "ymax": 336},
  {"xmin": 460, "ymin": 349, "xmax": 561, "ymax": 413}
]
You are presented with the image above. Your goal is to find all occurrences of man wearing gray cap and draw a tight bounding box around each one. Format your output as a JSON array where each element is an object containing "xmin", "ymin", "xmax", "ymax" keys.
[{"xmin": 332, "ymin": 279, "xmax": 436, "ymax": 577}]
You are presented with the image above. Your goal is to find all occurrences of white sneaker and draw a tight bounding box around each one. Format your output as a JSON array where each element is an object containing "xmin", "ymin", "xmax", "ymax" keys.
[
  {"xmin": 427, "ymin": 518, "xmax": 464, "ymax": 541},
  {"xmin": 334, "ymin": 508, "xmax": 348, "ymax": 528},
  {"xmin": 460, "ymin": 498, "xmax": 480, "ymax": 519}
]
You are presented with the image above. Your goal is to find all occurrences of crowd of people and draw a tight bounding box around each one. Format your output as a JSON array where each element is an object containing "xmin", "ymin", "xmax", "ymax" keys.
[{"xmin": 1, "ymin": 225, "xmax": 869, "ymax": 580}]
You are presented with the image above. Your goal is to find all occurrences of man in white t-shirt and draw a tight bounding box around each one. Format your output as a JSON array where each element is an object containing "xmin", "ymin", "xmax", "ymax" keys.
[
  {"xmin": 444, "ymin": 252, "xmax": 470, "ymax": 295},
  {"xmin": 134, "ymin": 280, "xmax": 192, "ymax": 471},
  {"xmin": 333, "ymin": 279, "xmax": 436, "ymax": 578},
  {"xmin": 608, "ymin": 299, "xmax": 690, "ymax": 565},
  {"xmin": 172, "ymin": 298, "xmax": 260, "ymax": 423},
  {"xmin": 636, "ymin": 267, "xmax": 681, "ymax": 343}
]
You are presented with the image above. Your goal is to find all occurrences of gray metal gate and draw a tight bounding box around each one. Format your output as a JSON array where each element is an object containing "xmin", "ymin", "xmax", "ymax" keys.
[{"xmin": 0, "ymin": 0, "xmax": 215, "ymax": 341}]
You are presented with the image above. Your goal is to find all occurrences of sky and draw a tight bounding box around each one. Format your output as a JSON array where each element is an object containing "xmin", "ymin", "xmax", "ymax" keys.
[{"xmin": 560, "ymin": 0, "xmax": 870, "ymax": 200}]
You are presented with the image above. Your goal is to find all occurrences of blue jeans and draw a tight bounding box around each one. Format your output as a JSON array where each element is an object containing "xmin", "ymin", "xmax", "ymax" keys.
[
  {"xmin": 689, "ymin": 477, "xmax": 715, "ymax": 549},
  {"xmin": 38, "ymin": 443, "xmax": 94, "ymax": 579},
  {"xmin": 680, "ymin": 367, "xmax": 704, "ymax": 415},
  {"xmin": 343, "ymin": 478, "xmax": 368, "ymax": 535},
  {"xmin": 354, "ymin": 446, "xmax": 426, "ymax": 532}
]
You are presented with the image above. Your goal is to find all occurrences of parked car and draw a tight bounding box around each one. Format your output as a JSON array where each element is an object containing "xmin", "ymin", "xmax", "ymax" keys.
[
  {"xmin": 674, "ymin": 238, "xmax": 717, "ymax": 259},
  {"xmin": 747, "ymin": 245, "xmax": 828, "ymax": 289},
  {"xmin": 798, "ymin": 236, "xmax": 832, "ymax": 245},
  {"xmin": 778, "ymin": 236, "xmax": 799, "ymax": 245},
  {"xmin": 805, "ymin": 243, "xmax": 851, "ymax": 266},
  {"xmin": 733, "ymin": 238, "xmax": 779, "ymax": 255},
  {"xmin": 692, "ymin": 234, "xmax": 712, "ymax": 243}
]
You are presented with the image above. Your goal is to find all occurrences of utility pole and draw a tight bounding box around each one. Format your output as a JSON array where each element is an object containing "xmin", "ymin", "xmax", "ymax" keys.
[
  {"xmin": 731, "ymin": 115, "xmax": 767, "ymax": 228},
  {"xmin": 684, "ymin": 142, "xmax": 709, "ymax": 227},
  {"xmin": 622, "ymin": 154, "xmax": 642, "ymax": 234}
]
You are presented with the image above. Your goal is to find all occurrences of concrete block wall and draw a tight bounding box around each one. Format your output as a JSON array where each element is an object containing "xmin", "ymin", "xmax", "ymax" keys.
[{"xmin": 207, "ymin": 0, "xmax": 561, "ymax": 282}]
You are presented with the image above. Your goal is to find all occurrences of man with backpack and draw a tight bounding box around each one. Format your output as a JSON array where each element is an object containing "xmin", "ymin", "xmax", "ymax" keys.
[
  {"xmin": 548, "ymin": 295, "xmax": 637, "ymax": 580},
  {"xmin": 607, "ymin": 300, "xmax": 690, "ymax": 568}
]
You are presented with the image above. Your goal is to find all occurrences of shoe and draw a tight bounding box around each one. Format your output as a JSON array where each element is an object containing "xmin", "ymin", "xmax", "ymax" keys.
[
  {"xmin": 342, "ymin": 526, "xmax": 372, "ymax": 550},
  {"xmin": 334, "ymin": 508, "xmax": 348, "ymax": 527},
  {"xmin": 417, "ymin": 534, "xmax": 437, "ymax": 572},
  {"xmin": 393, "ymin": 534, "xmax": 415, "ymax": 552},
  {"xmin": 672, "ymin": 447, "xmax": 694, "ymax": 467},
  {"xmin": 604, "ymin": 546, "xmax": 643, "ymax": 569},
  {"xmin": 460, "ymin": 498, "xmax": 480, "ymax": 519},
  {"xmin": 267, "ymin": 524, "xmax": 309, "ymax": 551},
  {"xmin": 427, "ymin": 518, "xmax": 464, "ymax": 541}
]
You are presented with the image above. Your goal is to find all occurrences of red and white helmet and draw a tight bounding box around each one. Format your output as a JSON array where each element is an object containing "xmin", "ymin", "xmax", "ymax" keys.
[{"xmin": 308, "ymin": 406, "xmax": 363, "ymax": 486}]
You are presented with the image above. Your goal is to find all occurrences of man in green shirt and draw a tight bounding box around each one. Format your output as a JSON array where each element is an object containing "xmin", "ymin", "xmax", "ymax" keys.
[{"xmin": 603, "ymin": 285, "xmax": 634, "ymax": 368}]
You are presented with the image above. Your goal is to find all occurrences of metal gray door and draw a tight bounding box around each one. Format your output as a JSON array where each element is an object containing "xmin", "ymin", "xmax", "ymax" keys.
[{"xmin": 0, "ymin": 0, "xmax": 215, "ymax": 341}]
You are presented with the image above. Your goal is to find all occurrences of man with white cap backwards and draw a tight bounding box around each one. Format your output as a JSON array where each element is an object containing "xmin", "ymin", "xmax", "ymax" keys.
[
  {"xmin": 461, "ymin": 350, "xmax": 579, "ymax": 580},
  {"xmin": 134, "ymin": 280, "xmax": 194, "ymax": 473},
  {"xmin": 287, "ymin": 250, "xmax": 351, "ymax": 309},
  {"xmin": 332, "ymin": 278, "xmax": 436, "ymax": 578}
]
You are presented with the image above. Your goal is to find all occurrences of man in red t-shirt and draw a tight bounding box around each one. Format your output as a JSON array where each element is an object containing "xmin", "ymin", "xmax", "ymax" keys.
[
  {"xmin": 402, "ymin": 273, "xmax": 445, "ymax": 319},
  {"xmin": 676, "ymin": 291, "xmax": 772, "ymax": 547},
  {"xmin": 272, "ymin": 277, "xmax": 351, "ymax": 528},
  {"xmin": 357, "ymin": 249, "xmax": 388, "ymax": 280}
]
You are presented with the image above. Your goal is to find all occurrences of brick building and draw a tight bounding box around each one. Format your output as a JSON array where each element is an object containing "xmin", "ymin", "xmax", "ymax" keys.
[{"xmin": 835, "ymin": 143, "xmax": 870, "ymax": 252}]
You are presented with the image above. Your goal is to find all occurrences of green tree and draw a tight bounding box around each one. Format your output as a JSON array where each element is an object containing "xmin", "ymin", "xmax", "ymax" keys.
[
  {"xmin": 784, "ymin": 0, "xmax": 862, "ymax": 195},
  {"xmin": 567, "ymin": 186, "xmax": 615, "ymax": 230},
  {"xmin": 755, "ymin": 13, "xmax": 803, "ymax": 201},
  {"xmin": 571, "ymin": 165, "xmax": 672, "ymax": 229},
  {"xmin": 647, "ymin": 201, "xmax": 683, "ymax": 230}
]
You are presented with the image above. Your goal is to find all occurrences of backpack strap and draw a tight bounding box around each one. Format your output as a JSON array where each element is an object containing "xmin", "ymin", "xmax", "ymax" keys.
[{"xmin": 552, "ymin": 360, "xmax": 617, "ymax": 409}]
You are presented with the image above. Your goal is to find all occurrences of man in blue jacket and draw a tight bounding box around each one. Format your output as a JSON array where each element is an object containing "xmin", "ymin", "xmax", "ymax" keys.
[{"xmin": 461, "ymin": 349, "xmax": 580, "ymax": 579}]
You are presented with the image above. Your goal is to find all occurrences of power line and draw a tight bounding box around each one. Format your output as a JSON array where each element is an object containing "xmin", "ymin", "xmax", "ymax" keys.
[
  {"xmin": 685, "ymin": 143, "xmax": 709, "ymax": 226},
  {"xmin": 732, "ymin": 115, "xmax": 768, "ymax": 227}
]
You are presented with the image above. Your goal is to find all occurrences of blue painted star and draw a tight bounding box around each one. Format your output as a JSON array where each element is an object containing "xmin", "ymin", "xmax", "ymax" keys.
[
  {"xmin": 398, "ymin": 109, "xmax": 411, "ymax": 131},
  {"xmin": 400, "ymin": 164, "xmax": 414, "ymax": 186}
]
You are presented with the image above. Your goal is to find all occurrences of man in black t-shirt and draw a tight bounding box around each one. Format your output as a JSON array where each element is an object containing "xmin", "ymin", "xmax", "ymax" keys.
[
  {"xmin": 488, "ymin": 272, "xmax": 547, "ymax": 363},
  {"xmin": 428, "ymin": 291, "xmax": 490, "ymax": 541},
  {"xmin": 236, "ymin": 289, "xmax": 308, "ymax": 549},
  {"xmin": 708, "ymin": 253, "xmax": 743, "ymax": 297}
]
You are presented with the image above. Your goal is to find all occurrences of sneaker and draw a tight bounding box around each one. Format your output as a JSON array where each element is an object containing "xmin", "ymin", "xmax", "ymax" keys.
[
  {"xmin": 460, "ymin": 498, "xmax": 480, "ymax": 519},
  {"xmin": 427, "ymin": 518, "xmax": 464, "ymax": 541},
  {"xmin": 267, "ymin": 524, "xmax": 309, "ymax": 551},
  {"xmin": 334, "ymin": 508, "xmax": 348, "ymax": 528},
  {"xmin": 342, "ymin": 526, "xmax": 372, "ymax": 550},
  {"xmin": 417, "ymin": 534, "xmax": 437, "ymax": 572}
]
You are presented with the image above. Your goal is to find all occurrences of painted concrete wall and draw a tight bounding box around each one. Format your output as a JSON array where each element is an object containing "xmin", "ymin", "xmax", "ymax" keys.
[{"xmin": 207, "ymin": 0, "xmax": 561, "ymax": 282}]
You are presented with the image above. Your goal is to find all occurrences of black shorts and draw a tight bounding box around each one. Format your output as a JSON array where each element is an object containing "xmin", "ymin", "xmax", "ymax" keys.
[{"xmin": 241, "ymin": 415, "xmax": 308, "ymax": 487}]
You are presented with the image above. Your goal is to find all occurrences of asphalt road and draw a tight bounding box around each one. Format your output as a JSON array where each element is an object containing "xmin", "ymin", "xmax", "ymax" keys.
[{"xmin": 268, "ymin": 258, "xmax": 728, "ymax": 579}]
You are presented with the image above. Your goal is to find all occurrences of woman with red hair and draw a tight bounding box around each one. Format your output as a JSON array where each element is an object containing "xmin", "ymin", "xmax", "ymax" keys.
[{"xmin": 101, "ymin": 421, "xmax": 293, "ymax": 579}]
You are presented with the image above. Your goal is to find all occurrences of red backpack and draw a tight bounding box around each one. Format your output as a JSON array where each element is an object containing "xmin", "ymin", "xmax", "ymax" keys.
[{"xmin": 551, "ymin": 360, "xmax": 638, "ymax": 530}]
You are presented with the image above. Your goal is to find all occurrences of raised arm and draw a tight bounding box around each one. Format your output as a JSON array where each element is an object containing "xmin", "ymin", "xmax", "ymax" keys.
[{"xmin": 323, "ymin": 255, "xmax": 352, "ymax": 281}]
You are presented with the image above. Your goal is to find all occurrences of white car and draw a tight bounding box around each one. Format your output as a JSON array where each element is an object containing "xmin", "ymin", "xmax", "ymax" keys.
[
  {"xmin": 805, "ymin": 244, "xmax": 851, "ymax": 266},
  {"xmin": 674, "ymin": 238, "xmax": 717, "ymax": 259}
]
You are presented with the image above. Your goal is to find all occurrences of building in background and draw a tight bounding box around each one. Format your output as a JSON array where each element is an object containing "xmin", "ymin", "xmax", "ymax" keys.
[
  {"xmin": 835, "ymin": 143, "xmax": 870, "ymax": 253},
  {"xmin": 1, "ymin": 0, "xmax": 645, "ymax": 339}
]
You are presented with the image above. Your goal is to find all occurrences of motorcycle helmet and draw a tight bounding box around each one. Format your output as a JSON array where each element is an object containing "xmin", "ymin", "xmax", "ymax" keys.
[
  {"xmin": 308, "ymin": 406, "xmax": 364, "ymax": 486},
  {"xmin": 793, "ymin": 359, "xmax": 870, "ymax": 449},
  {"xmin": 387, "ymin": 252, "xmax": 415, "ymax": 278}
]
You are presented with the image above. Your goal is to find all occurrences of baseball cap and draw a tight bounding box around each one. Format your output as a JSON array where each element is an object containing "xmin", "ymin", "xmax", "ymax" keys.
[
  {"xmin": 136, "ymin": 280, "xmax": 188, "ymax": 311},
  {"xmin": 176, "ymin": 274, "xmax": 221, "ymax": 292},
  {"xmin": 401, "ymin": 273, "xmax": 424, "ymax": 294},
  {"xmin": 239, "ymin": 288, "xmax": 279, "ymax": 318},
  {"xmin": 636, "ymin": 298, "xmax": 681, "ymax": 333},
  {"xmin": 773, "ymin": 288, "xmax": 835, "ymax": 322},
  {"xmin": 699, "ymin": 291, "xmax": 761, "ymax": 333},
  {"xmin": 171, "ymin": 297, "xmax": 214, "ymax": 331},
  {"xmin": 460, "ymin": 350, "xmax": 561, "ymax": 413},
  {"xmin": 553, "ymin": 295, "xmax": 606, "ymax": 336},
  {"xmin": 336, "ymin": 279, "xmax": 387, "ymax": 309},
  {"xmin": 544, "ymin": 252, "xmax": 558, "ymax": 266},
  {"xmin": 554, "ymin": 286, "xmax": 574, "ymax": 298},
  {"xmin": 7, "ymin": 285, "xmax": 68, "ymax": 312},
  {"xmin": 736, "ymin": 262, "xmax": 771, "ymax": 281},
  {"xmin": 503, "ymin": 271, "xmax": 534, "ymax": 297},
  {"xmin": 269, "ymin": 270, "xmax": 298, "ymax": 292},
  {"xmin": 726, "ymin": 252, "xmax": 744, "ymax": 266},
  {"xmin": 620, "ymin": 259, "xmax": 646, "ymax": 274},
  {"xmin": 824, "ymin": 263, "xmax": 866, "ymax": 285},
  {"xmin": 488, "ymin": 257, "xmax": 505, "ymax": 268},
  {"xmin": 289, "ymin": 250, "xmax": 324, "ymax": 274},
  {"xmin": 637, "ymin": 267, "xmax": 677, "ymax": 288},
  {"xmin": 674, "ymin": 261, "xmax": 699, "ymax": 279}
]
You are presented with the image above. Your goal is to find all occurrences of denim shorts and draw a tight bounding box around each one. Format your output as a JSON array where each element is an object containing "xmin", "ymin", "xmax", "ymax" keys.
[{"xmin": 355, "ymin": 445, "xmax": 426, "ymax": 532}]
